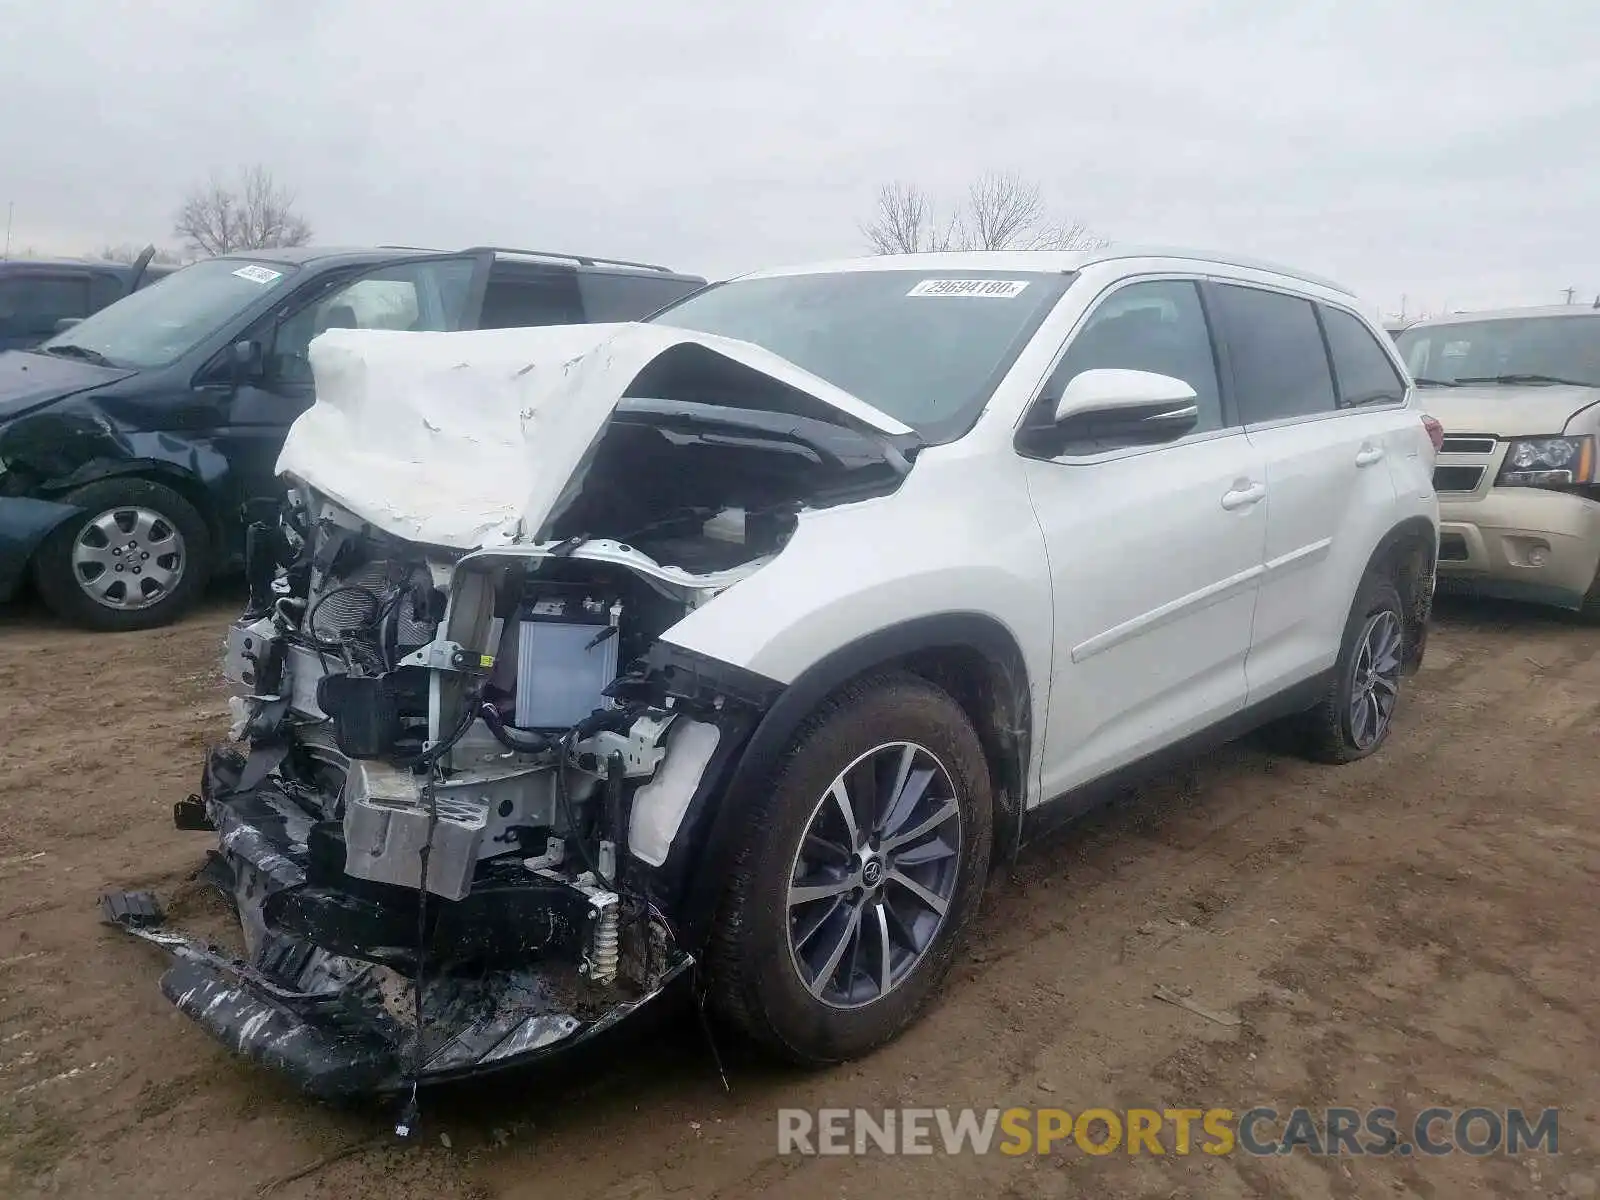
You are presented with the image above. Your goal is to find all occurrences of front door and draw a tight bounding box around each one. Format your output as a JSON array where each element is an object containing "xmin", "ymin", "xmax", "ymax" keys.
[
  {"xmin": 209, "ymin": 255, "xmax": 485, "ymax": 521},
  {"xmin": 1021, "ymin": 278, "xmax": 1269, "ymax": 800}
]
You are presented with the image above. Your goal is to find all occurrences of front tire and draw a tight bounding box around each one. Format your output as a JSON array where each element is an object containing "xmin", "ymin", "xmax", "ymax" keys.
[
  {"xmin": 708, "ymin": 671, "xmax": 993, "ymax": 1065},
  {"xmin": 1299, "ymin": 573, "xmax": 1407, "ymax": 763},
  {"xmin": 1577, "ymin": 563, "xmax": 1600, "ymax": 625},
  {"xmin": 32, "ymin": 477, "xmax": 211, "ymax": 632}
]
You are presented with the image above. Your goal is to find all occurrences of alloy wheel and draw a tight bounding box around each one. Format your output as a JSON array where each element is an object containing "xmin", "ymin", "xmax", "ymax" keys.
[
  {"xmin": 70, "ymin": 506, "xmax": 186, "ymax": 611},
  {"xmin": 1348, "ymin": 609, "xmax": 1403, "ymax": 749},
  {"xmin": 786, "ymin": 741, "xmax": 963, "ymax": 1009}
]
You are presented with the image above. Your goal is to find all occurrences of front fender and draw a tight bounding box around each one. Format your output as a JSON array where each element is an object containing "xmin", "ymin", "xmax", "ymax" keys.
[
  {"xmin": 1, "ymin": 400, "xmax": 236, "ymax": 552},
  {"xmin": 644, "ymin": 454, "xmax": 1054, "ymax": 946},
  {"xmin": 0, "ymin": 495, "xmax": 81, "ymax": 601},
  {"xmin": 651, "ymin": 609, "xmax": 1038, "ymax": 952},
  {"xmin": 659, "ymin": 452, "xmax": 1054, "ymax": 689},
  {"xmin": 2, "ymin": 402, "xmax": 232, "ymax": 497}
]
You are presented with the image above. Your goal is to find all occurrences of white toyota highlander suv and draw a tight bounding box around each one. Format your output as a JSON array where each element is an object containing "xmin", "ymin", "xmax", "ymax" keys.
[{"xmin": 106, "ymin": 248, "xmax": 1441, "ymax": 1099}]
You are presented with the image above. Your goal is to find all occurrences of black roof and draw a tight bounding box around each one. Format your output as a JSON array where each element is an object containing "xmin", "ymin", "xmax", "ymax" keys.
[
  {"xmin": 212, "ymin": 246, "xmax": 434, "ymax": 269},
  {"xmin": 0, "ymin": 257, "xmax": 157, "ymax": 274}
]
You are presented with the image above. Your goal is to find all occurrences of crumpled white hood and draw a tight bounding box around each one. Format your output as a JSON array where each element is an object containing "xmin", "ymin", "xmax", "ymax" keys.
[{"xmin": 276, "ymin": 322, "xmax": 912, "ymax": 550}]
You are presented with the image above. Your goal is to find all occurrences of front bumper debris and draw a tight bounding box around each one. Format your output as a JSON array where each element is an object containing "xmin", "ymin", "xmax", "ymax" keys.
[
  {"xmin": 104, "ymin": 747, "xmax": 689, "ymax": 1099},
  {"xmin": 0, "ymin": 494, "xmax": 81, "ymax": 602}
]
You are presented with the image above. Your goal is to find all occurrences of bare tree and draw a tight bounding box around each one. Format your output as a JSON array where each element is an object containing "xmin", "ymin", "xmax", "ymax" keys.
[
  {"xmin": 861, "ymin": 182, "xmax": 957, "ymax": 255},
  {"xmin": 173, "ymin": 166, "xmax": 313, "ymax": 256},
  {"xmin": 95, "ymin": 243, "xmax": 184, "ymax": 265},
  {"xmin": 863, "ymin": 172, "xmax": 1106, "ymax": 255}
]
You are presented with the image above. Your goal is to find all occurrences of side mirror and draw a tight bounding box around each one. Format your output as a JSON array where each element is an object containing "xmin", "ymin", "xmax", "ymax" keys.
[
  {"xmin": 230, "ymin": 339, "xmax": 264, "ymax": 382},
  {"xmin": 53, "ymin": 317, "xmax": 83, "ymax": 334},
  {"xmin": 1049, "ymin": 368, "xmax": 1200, "ymax": 449}
]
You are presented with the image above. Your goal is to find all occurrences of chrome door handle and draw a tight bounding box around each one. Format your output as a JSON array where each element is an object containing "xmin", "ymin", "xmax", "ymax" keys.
[
  {"xmin": 1355, "ymin": 445, "xmax": 1385, "ymax": 467},
  {"xmin": 1221, "ymin": 483, "xmax": 1266, "ymax": 511}
]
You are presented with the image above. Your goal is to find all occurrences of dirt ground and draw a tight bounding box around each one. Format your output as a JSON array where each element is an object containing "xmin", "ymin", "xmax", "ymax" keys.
[{"xmin": 1, "ymin": 587, "xmax": 1597, "ymax": 1200}]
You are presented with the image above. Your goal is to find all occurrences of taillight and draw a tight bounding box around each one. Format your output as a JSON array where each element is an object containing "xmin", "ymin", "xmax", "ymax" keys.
[{"xmin": 1421, "ymin": 414, "xmax": 1444, "ymax": 455}]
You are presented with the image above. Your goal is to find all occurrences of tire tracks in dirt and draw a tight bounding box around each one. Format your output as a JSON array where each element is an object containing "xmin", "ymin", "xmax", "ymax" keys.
[{"xmin": 2, "ymin": 598, "xmax": 1599, "ymax": 1199}]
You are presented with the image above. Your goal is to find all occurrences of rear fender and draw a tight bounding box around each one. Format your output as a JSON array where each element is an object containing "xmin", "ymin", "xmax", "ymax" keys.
[{"xmin": 1360, "ymin": 516, "xmax": 1438, "ymax": 674}]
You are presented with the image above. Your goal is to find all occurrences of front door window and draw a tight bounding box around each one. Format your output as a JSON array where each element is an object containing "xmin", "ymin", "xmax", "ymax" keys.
[{"xmin": 269, "ymin": 257, "xmax": 477, "ymax": 386}]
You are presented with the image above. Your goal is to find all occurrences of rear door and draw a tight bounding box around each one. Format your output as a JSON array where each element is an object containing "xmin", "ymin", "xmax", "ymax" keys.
[{"xmin": 1209, "ymin": 282, "xmax": 1404, "ymax": 703}]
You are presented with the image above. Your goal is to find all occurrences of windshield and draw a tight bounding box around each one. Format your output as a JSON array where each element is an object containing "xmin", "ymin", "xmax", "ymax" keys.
[
  {"xmin": 650, "ymin": 269, "xmax": 1072, "ymax": 442},
  {"xmin": 1396, "ymin": 315, "xmax": 1600, "ymax": 388},
  {"xmin": 37, "ymin": 257, "xmax": 299, "ymax": 370}
]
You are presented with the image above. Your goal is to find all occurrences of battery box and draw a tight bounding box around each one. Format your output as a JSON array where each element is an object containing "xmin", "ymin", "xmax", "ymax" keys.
[{"xmin": 511, "ymin": 585, "xmax": 622, "ymax": 730}]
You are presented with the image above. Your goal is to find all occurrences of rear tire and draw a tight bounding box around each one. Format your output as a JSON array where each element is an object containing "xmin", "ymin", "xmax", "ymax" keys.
[
  {"xmin": 1298, "ymin": 573, "xmax": 1407, "ymax": 764},
  {"xmin": 32, "ymin": 477, "xmax": 211, "ymax": 632},
  {"xmin": 707, "ymin": 671, "xmax": 992, "ymax": 1065}
]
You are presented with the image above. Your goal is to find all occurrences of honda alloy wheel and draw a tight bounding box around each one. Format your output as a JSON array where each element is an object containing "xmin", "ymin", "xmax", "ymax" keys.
[
  {"xmin": 70, "ymin": 504, "xmax": 188, "ymax": 612},
  {"xmin": 709, "ymin": 672, "xmax": 992, "ymax": 1064},
  {"xmin": 33, "ymin": 477, "xmax": 211, "ymax": 632}
]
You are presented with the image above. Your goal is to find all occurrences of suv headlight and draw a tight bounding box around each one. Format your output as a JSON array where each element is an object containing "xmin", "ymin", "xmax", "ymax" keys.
[{"xmin": 1496, "ymin": 436, "xmax": 1594, "ymax": 487}]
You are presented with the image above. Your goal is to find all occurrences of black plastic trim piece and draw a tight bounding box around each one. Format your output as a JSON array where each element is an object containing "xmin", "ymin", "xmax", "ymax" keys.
[
  {"xmin": 641, "ymin": 642, "xmax": 784, "ymax": 711},
  {"xmin": 1019, "ymin": 668, "xmax": 1332, "ymax": 844},
  {"xmin": 159, "ymin": 958, "xmax": 399, "ymax": 1099}
]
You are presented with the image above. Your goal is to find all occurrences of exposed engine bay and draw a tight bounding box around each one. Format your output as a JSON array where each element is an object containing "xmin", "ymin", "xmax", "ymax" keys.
[
  {"xmin": 100, "ymin": 323, "xmax": 921, "ymax": 1099},
  {"xmin": 107, "ymin": 494, "xmax": 761, "ymax": 1097}
]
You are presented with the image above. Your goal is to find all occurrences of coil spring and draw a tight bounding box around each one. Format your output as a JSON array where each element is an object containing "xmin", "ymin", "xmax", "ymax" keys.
[{"xmin": 589, "ymin": 903, "xmax": 620, "ymax": 985}]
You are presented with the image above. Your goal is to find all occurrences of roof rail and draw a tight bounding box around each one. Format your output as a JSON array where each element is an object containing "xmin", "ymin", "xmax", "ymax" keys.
[{"xmin": 458, "ymin": 245, "xmax": 674, "ymax": 273}]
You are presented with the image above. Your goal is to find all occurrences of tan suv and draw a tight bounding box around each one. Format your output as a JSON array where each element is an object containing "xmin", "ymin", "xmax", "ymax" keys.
[{"xmin": 1395, "ymin": 306, "xmax": 1600, "ymax": 616}]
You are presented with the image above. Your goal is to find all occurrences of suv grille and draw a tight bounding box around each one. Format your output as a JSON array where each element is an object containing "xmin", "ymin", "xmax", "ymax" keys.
[
  {"xmin": 1441, "ymin": 435, "xmax": 1497, "ymax": 454},
  {"xmin": 1434, "ymin": 465, "xmax": 1486, "ymax": 493}
]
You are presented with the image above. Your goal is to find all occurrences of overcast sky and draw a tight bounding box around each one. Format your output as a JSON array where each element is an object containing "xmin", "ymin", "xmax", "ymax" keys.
[{"xmin": 2, "ymin": 0, "xmax": 1596, "ymax": 317}]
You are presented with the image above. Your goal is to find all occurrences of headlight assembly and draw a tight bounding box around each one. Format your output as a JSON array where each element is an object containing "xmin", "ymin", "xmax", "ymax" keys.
[{"xmin": 1496, "ymin": 436, "xmax": 1594, "ymax": 487}]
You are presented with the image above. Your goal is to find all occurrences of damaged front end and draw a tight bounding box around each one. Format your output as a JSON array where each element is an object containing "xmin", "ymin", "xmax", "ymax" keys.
[
  {"xmin": 105, "ymin": 329, "xmax": 917, "ymax": 1098},
  {"xmin": 107, "ymin": 507, "xmax": 762, "ymax": 1098}
]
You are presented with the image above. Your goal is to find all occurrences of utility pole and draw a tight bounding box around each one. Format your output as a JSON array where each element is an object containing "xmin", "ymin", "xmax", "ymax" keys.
[
  {"xmin": 3, "ymin": 202, "xmax": 11, "ymax": 260},
  {"xmin": 1563, "ymin": 286, "xmax": 1577, "ymax": 305}
]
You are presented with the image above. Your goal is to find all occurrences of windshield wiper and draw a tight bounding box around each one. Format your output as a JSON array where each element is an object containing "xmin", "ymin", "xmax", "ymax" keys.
[
  {"xmin": 40, "ymin": 343, "xmax": 119, "ymax": 369},
  {"xmin": 1413, "ymin": 377, "xmax": 1460, "ymax": 388},
  {"xmin": 1455, "ymin": 373, "xmax": 1596, "ymax": 388}
]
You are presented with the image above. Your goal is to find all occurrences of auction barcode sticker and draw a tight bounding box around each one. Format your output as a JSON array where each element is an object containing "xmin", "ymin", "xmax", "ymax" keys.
[
  {"xmin": 232, "ymin": 264, "xmax": 284, "ymax": 285},
  {"xmin": 906, "ymin": 279, "xmax": 1030, "ymax": 298}
]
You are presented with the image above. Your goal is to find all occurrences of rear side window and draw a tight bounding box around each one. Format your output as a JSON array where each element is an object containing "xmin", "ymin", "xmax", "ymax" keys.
[
  {"xmin": 1321, "ymin": 306, "xmax": 1406, "ymax": 407},
  {"xmin": 479, "ymin": 264, "xmax": 584, "ymax": 328},
  {"xmin": 88, "ymin": 272, "xmax": 128, "ymax": 312},
  {"xmin": 0, "ymin": 274, "xmax": 90, "ymax": 338},
  {"xmin": 1213, "ymin": 284, "xmax": 1336, "ymax": 423},
  {"xmin": 578, "ymin": 272, "xmax": 702, "ymax": 321},
  {"xmin": 1046, "ymin": 279, "xmax": 1225, "ymax": 433}
]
